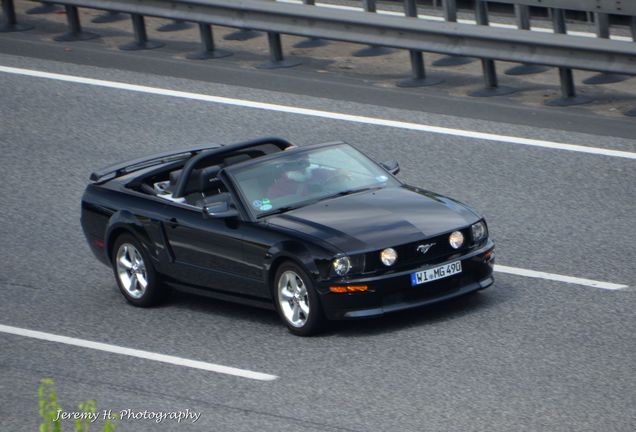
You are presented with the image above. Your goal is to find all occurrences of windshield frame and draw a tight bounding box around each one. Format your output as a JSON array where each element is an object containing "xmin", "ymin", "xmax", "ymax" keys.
[{"xmin": 224, "ymin": 141, "xmax": 403, "ymax": 221}]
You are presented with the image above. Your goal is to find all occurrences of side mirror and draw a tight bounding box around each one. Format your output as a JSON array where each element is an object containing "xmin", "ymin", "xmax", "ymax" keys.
[
  {"xmin": 203, "ymin": 199, "xmax": 238, "ymax": 219},
  {"xmin": 381, "ymin": 160, "xmax": 400, "ymax": 176}
]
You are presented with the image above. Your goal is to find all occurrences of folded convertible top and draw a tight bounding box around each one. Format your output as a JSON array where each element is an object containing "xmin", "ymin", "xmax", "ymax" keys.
[
  {"xmin": 89, "ymin": 137, "xmax": 294, "ymax": 184},
  {"xmin": 89, "ymin": 144, "xmax": 222, "ymax": 184}
]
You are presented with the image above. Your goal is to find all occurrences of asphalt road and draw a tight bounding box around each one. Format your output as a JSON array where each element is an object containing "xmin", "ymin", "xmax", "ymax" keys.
[{"xmin": 1, "ymin": 38, "xmax": 635, "ymax": 432}]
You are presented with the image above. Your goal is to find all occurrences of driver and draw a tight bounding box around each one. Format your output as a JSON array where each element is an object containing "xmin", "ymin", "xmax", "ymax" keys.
[
  {"xmin": 267, "ymin": 154, "xmax": 315, "ymax": 199},
  {"xmin": 267, "ymin": 152, "xmax": 352, "ymax": 200}
]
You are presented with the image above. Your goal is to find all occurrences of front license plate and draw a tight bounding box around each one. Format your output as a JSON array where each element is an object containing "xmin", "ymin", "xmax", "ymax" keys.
[{"xmin": 411, "ymin": 261, "xmax": 462, "ymax": 286}]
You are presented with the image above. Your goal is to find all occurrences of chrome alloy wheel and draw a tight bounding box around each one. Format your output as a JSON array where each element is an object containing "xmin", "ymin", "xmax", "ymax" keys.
[
  {"xmin": 277, "ymin": 270, "xmax": 310, "ymax": 328},
  {"xmin": 115, "ymin": 243, "xmax": 148, "ymax": 299}
]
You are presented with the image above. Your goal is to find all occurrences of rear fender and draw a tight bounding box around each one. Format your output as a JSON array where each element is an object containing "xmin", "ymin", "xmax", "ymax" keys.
[{"xmin": 104, "ymin": 210, "xmax": 156, "ymax": 266}]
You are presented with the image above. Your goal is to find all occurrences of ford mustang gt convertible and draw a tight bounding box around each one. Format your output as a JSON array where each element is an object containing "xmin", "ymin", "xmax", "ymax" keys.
[{"xmin": 81, "ymin": 137, "xmax": 494, "ymax": 335}]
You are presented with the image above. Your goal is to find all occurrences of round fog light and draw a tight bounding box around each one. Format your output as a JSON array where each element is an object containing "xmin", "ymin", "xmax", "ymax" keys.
[
  {"xmin": 380, "ymin": 248, "xmax": 397, "ymax": 266},
  {"xmin": 449, "ymin": 231, "xmax": 464, "ymax": 249}
]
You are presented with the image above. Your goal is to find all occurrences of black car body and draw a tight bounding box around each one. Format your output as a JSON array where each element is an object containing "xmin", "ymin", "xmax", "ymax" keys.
[{"xmin": 81, "ymin": 137, "xmax": 494, "ymax": 335}]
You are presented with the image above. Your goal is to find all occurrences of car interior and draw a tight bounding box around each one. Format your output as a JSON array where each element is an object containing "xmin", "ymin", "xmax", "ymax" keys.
[{"xmin": 128, "ymin": 142, "xmax": 288, "ymax": 208}]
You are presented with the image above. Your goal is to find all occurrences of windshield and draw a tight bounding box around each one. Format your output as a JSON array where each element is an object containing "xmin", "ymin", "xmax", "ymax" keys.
[{"xmin": 228, "ymin": 144, "xmax": 400, "ymax": 217}]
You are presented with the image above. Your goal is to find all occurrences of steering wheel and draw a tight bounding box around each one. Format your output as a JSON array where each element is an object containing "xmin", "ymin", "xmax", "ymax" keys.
[{"xmin": 323, "ymin": 173, "xmax": 352, "ymax": 190}]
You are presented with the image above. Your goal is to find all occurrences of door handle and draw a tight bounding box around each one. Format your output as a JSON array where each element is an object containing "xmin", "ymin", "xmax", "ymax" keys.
[{"xmin": 167, "ymin": 217, "xmax": 178, "ymax": 228}]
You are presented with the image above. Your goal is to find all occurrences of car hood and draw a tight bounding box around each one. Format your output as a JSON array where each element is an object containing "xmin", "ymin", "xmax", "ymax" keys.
[{"xmin": 266, "ymin": 186, "xmax": 481, "ymax": 252}]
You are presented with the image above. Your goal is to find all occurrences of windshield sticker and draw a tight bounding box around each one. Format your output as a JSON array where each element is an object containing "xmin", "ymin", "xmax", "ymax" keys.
[
  {"xmin": 252, "ymin": 200, "xmax": 262, "ymax": 209},
  {"xmin": 259, "ymin": 198, "xmax": 272, "ymax": 212}
]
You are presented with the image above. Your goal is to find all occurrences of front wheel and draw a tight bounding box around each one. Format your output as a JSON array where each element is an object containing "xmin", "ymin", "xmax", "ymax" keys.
[
  {"xmin": 112, "ymin": 233, "xmax": 164, "ymax": 307},
  {"xmin": 274, "ymin": 262, "xmax": 325, "ymax": 336}
]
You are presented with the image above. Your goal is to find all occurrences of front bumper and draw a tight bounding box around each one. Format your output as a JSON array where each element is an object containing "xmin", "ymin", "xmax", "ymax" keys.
[{"xmin": 317, "ymin": 241, "xmax": 494, "ymax": 320}]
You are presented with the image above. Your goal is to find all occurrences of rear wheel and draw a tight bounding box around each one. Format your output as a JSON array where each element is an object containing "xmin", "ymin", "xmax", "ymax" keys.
[
  {"xmin": 112, "ymin": 234, "xmax": 164, "ymax": 307},
  {"xmin": 274, "ymin": 262, "xmax": 325, "ymax": 336}
]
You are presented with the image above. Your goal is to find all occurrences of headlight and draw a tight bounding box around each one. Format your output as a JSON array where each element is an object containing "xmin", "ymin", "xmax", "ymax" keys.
[
  {"xmin": 449, "ymin": 231, "xmax": 464, "ymax": 249},
  {"xmin": 332, "ymin": 256, "xmax": 352, "ymax": 276},
  {"xmin": 471, "ymin": 221, "xmax": 487, "ymax": 242},
  {"xmin": 380, "ymin": 248, "xmax": 397, "ymax": 266}
]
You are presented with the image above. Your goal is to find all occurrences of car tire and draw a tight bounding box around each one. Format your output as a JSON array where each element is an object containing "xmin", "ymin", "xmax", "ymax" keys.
[
  {"xmin": 274, "ymin": 261, "xmax": 325, "ymax": 336},
  {"xmin": 111, "ymin": 233, "xmax": 164, "ymax": 307}
]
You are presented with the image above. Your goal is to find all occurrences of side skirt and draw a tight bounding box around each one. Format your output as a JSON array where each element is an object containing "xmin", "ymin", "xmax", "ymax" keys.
[{"xmin": 164, "ymin": 281, "xmax": 275, "ymax": 311}]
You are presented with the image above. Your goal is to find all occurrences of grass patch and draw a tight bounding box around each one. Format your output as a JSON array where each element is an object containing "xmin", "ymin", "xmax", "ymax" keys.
[{"xmin": 39, "ymin": 378, "xmax": 119, "ymax": 432}]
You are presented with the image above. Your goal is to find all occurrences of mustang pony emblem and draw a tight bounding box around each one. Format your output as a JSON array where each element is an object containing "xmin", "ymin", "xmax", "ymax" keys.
[{"xmin": 416, "ymin": 243, "xmax": 435, "ymax": 255}]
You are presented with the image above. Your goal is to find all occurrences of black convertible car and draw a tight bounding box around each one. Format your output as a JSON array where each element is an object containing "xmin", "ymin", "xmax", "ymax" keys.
[{"xmin": 81, "ymin": 137, "xmax": 494, "ymax": 335}]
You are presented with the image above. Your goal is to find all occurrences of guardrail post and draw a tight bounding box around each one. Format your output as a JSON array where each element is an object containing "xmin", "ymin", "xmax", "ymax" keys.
[
  {"xmin": 624, "ymin": 18, "xmax": 636, "ymax": 116},
  {"xmin": 53, "ymin": 5, "xmax": 98, "ymax": 41},
  {"xmin": 469, "ymin": 0, "xmax": 515, "ymax": 97},
  {"xmin": 397, "ymin": 0, "xmax": 442, "ymax": 87},
  {"xmin": 544, "ymin": 8, "xmax": 592, "ymax": 106},
  {"xmin": 26, "ymin": 2, "xmax": 61, "ymax": 14},
  {"xmin": 119, "ymin": 14, "xmax": 164, "ymax": 50},
  {"xmin": 293, "ymin": 0, "xmax": 329, "ymax": 48},
  {"xmin": 432, "ymin": 0, "xmax": 475, "ymax": 66},
  {"xmin": 505, "ymin": 5, "xmax": 549, "ymax": 75},
  {"xmin": 582, "ymin": 13, "xmax": 630, "ymax": 85},
  {"xmin": 157, "ymin": 19, "xmax": 194, "ymax": 33},
  {"xmin": 352, "ymin": 0, "xmax": 395, "ymax": 57},
  {"xmin": 1, "ymin": 0, "xmax": 33, "ymax": 32},
  {"xmin": 92, "ymin": 11, "xmax": 127, "ymax": 24},
  {"xmin": 186, "ymin": 23, "xmax": 232, "ymax": 60},
  {"xmin": 256, "ymin": 32, "xmax": 301, "ymax": 69}
]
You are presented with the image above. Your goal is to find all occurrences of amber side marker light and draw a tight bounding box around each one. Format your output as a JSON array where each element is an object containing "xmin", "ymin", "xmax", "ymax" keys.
[
  {"xmin": 329, "ymin": 285, "xmax": 368, "ymax": 293},
  {"xmin": 484, "ymin": 251, "xmax": 494, "ymax": 261}
]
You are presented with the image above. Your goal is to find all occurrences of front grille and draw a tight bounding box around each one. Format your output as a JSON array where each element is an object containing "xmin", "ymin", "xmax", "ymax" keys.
[{"xmin": 365, "ymin": 228, "xmax": 474, "ymax": 273}]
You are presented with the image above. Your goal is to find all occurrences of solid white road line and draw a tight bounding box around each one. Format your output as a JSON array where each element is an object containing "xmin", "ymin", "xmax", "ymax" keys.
[
  {"xmin": 1, "ymin": 66, "xmax": 635, "ymax": 160},
  {"xmin": 0, "ymin": 324, "xmax": 278, "ymax": 381},
  {"xmin": 278, "ymin": 0, "xmax": 633, "ymax": 41},
  {"xmin": 494, "ymin": 265, "xmax": 628, "ymax": 290}
]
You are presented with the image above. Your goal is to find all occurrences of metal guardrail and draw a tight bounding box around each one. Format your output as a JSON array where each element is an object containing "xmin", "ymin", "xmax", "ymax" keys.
[
  {"xmin": 2, "ymin": 0, "xmax": 636, "ymax": 111},
  {"xmin": 17, "ymin": 0, "xmax": 636, "ymax": 73},
  {"xmin": 496, "ymin": 0, "xmax": 636, "ymax": 16}
]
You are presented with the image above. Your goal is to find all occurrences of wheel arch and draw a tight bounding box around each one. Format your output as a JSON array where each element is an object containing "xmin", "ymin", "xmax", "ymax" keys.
[
  {"xmin": 104, "ymin": 211, "xmax": 154, "ymax": 265},
  {"xmin": 268, "ymin": 255, "xmax": 307, "ymax": 297},
  {"xmin": 265, "ymin": 240, "xmax": 331, "ymax": 298}
]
